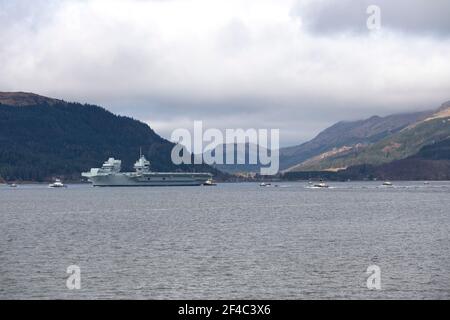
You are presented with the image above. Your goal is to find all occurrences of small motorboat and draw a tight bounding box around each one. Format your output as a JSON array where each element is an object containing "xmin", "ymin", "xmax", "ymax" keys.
[
  {"xmin": 203, "ymin": 179, "xmax": 217, "ymax": 186},
  {"xmin": 260, "ymin": 182, "xmax": 272, "ymax": 187},
  {"xmin": 313, "ymin": 179, "xmax": 329, "ymax": 188},
  {"xmin": 382, "ymin": 181, "xmax": 393, "ymax": 186},
  {"xmin": 9, "ymin": 183, "xmax": 18, "ymax": 188},
  {"xmin": 313, "ymin": 182, "xmax": 329, "ymax": 188},
  {"xmin": 49, "ymin": 179, "xmax": 67, "ymax": 188}
]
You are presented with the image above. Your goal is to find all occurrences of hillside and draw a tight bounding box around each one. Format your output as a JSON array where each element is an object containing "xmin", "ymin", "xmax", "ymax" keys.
[
  {"xmin": 0, "ymin": 92, "xmax": 220, "ymax": 181},
  {"xmin": 288, "ymin": 102, "xmax": 450, "ymax": 172},
  {"xmin": 0, "ymin": 92, "xmax": 64, "ymax": 107},
  {"xmin": 279, "ymin": 110, "xmax": 431, "ymax": 170},
  {"xmin": 410, "ymin": 137, "xmax": 450, "ymax": 160},
  {"xmin": 379, "ymin": 138, "xmax": 450, "ymax": 179},
  {"xmin": 283, "ymin": 138, "xmax": 450, "ymax": 181}
]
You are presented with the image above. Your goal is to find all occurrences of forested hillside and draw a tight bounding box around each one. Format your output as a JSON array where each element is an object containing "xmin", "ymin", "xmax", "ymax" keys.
[{"xmin": 0, "ymin": 93, "xmax": 219, "ymax": 181}]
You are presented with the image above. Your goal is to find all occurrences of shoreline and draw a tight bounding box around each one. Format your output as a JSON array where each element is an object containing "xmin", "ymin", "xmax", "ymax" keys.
[{"xmin": 2, "ymin": 180, "xmax": 450, "ymax": 186}]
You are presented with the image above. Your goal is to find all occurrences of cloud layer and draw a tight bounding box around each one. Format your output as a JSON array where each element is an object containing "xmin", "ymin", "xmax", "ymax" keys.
[
  {"xmin": 295, "ymin": 0, "xmax": 450, "ymax": 36},
  {"xmin": 1, "ymin": 0, "xmax": 449, "ymax": 146}
]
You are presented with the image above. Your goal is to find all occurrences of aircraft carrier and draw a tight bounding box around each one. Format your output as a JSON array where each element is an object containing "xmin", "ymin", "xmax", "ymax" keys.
[{"xmin": 82, "ymin": 155, "xmax": 212, "ymax": 187}]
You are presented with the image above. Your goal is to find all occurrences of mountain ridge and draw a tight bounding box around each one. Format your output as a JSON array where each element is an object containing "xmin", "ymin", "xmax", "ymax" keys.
[
  {"xmin": 287, "ymin": 103, "xmax": 450, "ymax": 172},
  {"xmin": 279, "ymin": 109, "xmax": 432, "ymax": 171},
  {"xmin": 0, "ymin": 91, "xmax": 66, "ymax": 107}
]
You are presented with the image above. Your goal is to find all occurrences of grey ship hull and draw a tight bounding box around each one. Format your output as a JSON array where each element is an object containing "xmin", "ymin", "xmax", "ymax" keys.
[{"xmin": 86, "ymin": 172, "xmax": 212, "ymax": 187}]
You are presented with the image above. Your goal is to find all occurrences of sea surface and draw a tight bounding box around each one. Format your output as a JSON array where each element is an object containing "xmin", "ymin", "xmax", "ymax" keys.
[{"xmin": 0, "ymin": 181, "xmax": 449, "ymax": 300}]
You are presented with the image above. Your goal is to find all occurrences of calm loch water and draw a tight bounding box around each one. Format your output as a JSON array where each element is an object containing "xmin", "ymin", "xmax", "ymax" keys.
[{"xmin": 0, "ymin": 182, "xmax": 449, "ymax": 299}]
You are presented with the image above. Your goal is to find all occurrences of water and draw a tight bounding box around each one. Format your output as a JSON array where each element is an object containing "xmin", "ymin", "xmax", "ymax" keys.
[{"xmin": 0, "ymin": 181, "xmax": 449, "ymax": 300}]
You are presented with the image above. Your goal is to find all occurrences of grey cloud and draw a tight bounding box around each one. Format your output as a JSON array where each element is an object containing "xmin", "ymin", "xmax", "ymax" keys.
[
  {"xmin": 294, "ymin": 0, "xmax": 450, "ymax": 36},
  {"xmin": 215, "ymin": 18, "xmax": 252, "ymax": 54},
  {"xmin": 100, "ymin": 94, "xmax": 439, "ymax": 147},
  {"xmin": 1, "ymin": 0, "xmax": 449, "ymax": 148}
]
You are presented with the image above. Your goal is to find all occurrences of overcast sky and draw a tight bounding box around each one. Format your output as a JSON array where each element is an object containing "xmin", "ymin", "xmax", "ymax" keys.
[{"xmin": 1, "ymin": 0, "xmax": 449, "ymax": 147}]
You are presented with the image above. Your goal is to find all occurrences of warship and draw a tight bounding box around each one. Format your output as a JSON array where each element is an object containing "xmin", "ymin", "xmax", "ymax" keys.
[{"xmin": 82, "ymin": 155, "xmax": 212, "ymax": 187}]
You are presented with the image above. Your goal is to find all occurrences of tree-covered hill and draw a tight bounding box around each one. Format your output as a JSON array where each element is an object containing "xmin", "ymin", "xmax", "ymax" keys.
[{"xmin": 0, "ymin": 92, "xmax": 220, "ymax": 181}]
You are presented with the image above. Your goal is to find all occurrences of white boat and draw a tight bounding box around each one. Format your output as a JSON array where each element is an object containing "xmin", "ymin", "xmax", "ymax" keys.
[
  {"xmin": 382, "ymin": 181, "xmax": 393, "ymax": 186},
  {"xmin": 313, "ymin": 182, "xmax": 329, "ymax": 188},
  {"xmin": 312, "ymin": 179, "xmax": 329, "ymax": 188},
  {"xmin": 203, "ymin": 179, "xmax": 217, "ymax": 186},
  {"xmin": 49, "ymin": 179, "xmax": 67, "ymax": 188},
  {"xmin": 9, "ymin": 183, "xmax": 18, "ymax": 188},
  {"xmin": 260, "ymin": 182, "xmax": 272, "ymax": 187}
]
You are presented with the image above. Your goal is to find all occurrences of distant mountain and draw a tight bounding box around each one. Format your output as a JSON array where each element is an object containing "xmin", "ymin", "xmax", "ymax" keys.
[
  {"xmin": 0, "ymin": 92, "xmax": 222, "ymax": 181},
  {"xmin": 202, "ymin": 143, "xmax": 270, "ymax": 174},
  {"xmin": 288, "ymin": 102, "xmax": 450, "ymax": 172},
  {"xmin": 279, "ymin": 110, "xmax": 431, "ymax": 171}
]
